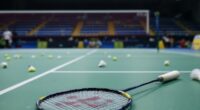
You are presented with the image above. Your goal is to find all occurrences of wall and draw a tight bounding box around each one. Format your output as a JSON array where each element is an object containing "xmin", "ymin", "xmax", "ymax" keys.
[{"xmin": 192, "ymin": 0, "xmax": 200, "ymax": 23}]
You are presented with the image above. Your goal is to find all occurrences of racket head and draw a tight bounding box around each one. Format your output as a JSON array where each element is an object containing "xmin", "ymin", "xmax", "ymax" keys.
[{"xmin": 36, "ymin": 88, "xmax": 132, "ymax": 110}]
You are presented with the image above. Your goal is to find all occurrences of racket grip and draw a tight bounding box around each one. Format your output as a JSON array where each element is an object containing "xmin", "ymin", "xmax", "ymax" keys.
[{"xmin": 158, "ymin": 71, "xmax": 180, "ymax": 82}]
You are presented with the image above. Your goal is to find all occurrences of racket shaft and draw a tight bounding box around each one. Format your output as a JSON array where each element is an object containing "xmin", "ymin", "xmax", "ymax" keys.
[{"xmin": 122, "ymin": 79, "xmax": 159, "ymax": 92}]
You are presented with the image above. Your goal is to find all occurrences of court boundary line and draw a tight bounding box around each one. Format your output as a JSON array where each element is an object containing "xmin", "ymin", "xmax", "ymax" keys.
[
  {"xmin": 161, "ymin": 50, "xmax": 200, "ymax": 57},
  {"xmin": 53, "ymin": 70, "xmax": 191, "ymax": 74},
  {"xmin": 0, "ymin": 49, "xmax": 97, "ymax": 96}
]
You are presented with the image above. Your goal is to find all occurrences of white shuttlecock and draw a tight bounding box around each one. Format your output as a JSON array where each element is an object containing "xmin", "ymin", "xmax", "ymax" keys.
[
  {"xmin": 1, "ymin": 62, "xmax": 8, "ymax": 69},
  {"xmin": 48, "ymin": 55, "xmax": 53, "ymax": 59},
  {"xmin": 40, "ymin": 52, "xmax": 45, "ymax": 56},
  {"xmin": 13, "ymin": 54, "xmax": 21, "ymax": 59},
  {"xmin": 164, "ymin": 60, "xmax": 170, "ymax": 66},
  {"xmin": 126, "ymin": 54, "xmax": 132, "ymax": 58},
  {"xmin": 28, "ymin": 65, "xmax": 36, "ymax": 72},
  {"xmin": 191, "ymin": 69, "xmax": 200, "ymax": 81},
  {"xmin": 57, "ymin": 55, "xmax": 62, "ymax": 59},
  {"xmin": 98, "ymin": 60, "xmax": 107, "ymax": 68},
  {"xmin": 31, "ymin": 55, "xmax": 36, "ymax": 58},
  {"xmin": 107, "ymin": 55, "xmax": 112, "ymax": 58}
]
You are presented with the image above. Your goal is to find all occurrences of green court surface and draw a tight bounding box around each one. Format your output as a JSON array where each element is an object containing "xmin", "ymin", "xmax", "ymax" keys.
[{"xmin": 0, "ymin": 49, "xmax": 200, "ymax": 110}]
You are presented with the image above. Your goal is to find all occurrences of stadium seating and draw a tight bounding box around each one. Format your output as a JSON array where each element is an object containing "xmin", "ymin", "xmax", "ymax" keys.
[
  {"xmin": 9, "ymin": 20, "xmax": 39, "ymax": 36},
  {"xmin": 0, "ymin": 14, "xmax": 199, "ymax": 37},
  {"xmin": 151, "ymin": 18, "xmax": 187, "ymax": 36},
  {"xmin": 183, "ymin": 21, "xmax": 200, "ymax": 34},
  {"xmin": 37, "ymin": 20, "xmax": 74, "ymax": 36},
  {"xmin": 80, "ymin": 20, "xmax": 108, "ymax": 35},
  {"xmin": 115, "ymin": 21, "xmax": 146, "ymax": 35},
  {"xmin": 36, "ymin": 14, "xmax": 76, "ymax": 36}
]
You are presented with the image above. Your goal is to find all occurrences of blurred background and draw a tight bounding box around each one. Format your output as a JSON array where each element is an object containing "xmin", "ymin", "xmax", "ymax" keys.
[
  {"xmin": 1, "ymin": 1, "xmax": 200, "ymax": 110},
  {"xmin": 0, "ymin": 0, "xmax": 199, "ymax": 49}
]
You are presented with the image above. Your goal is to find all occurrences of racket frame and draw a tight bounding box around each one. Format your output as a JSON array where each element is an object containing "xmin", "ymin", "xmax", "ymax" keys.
[{"xmin": 36, "ymin": 88, "xmax": 132, "ymax": 110}]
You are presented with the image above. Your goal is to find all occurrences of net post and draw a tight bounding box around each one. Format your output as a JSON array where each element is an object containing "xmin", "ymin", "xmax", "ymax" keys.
[{"xmin": 146, "ymin": 10, "xmax": 150, "ymax": 34}]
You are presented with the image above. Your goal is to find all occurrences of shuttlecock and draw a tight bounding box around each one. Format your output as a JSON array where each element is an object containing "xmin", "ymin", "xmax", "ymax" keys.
[
  {"xmin": 4, "ymin": 53, "xmax": 10, "ymax": 57},
  {"xmin": 1, "ymin": 62, "xmax": 8, "ymax": 69},
  {"xmin": 40, "ymin": 52, "xmax": 45, "ymax": 56},
  {"xmin": 164, "ymin": 60, "xmax": 170, "ymax": 66},
  {"xmin": 48, "ymin": 55, "xmax": 53, "ymax": 59},
  {"xmin": 126, "ymin": 54, "xmax": 131, "ymax": 58},
  {"xmin": 107, "ymin": 55, "xmax": 112, "ymax": 58},
  {"xmin": 14, "ymin": 54, "xmax": 22, "ymax": 59},
  {"xmin": 57, "ymin": 55, "xmax": 62, "ymax": 59},
  {"xmin": 98, "ymin": 60, "xmax": 107, "ymax": 68},
  {"xmin": 28, "ymin": 65, "xmax": 36, "ymax": 72},
  {"xmin": 31, "ymin": 55, "xmax": 36, "ymax": 58},
  {"xmin": 112, "ymin": 56, "xmax": 118, "ymax": 61},
  {"xmin": 5, "ymin": 56, "xmax": 11, "ymax": 61},
  {"xmin": 191, "ymin": 69, "xmax": 200, "ymax": 81}
]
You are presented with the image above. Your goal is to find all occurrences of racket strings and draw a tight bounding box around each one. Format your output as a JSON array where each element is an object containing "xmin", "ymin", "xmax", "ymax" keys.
[
  {"xmin": 40, "ymin": 90, "xmax": 129, "ymax": 110},
  {"xmin": 42, "ymin": 93, "xmax": 121, "ymax": 110}
]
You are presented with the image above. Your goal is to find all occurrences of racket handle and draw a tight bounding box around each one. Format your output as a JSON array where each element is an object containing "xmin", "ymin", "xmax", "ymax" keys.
[
  {"xmin": 158, "ymin": 71, "xmax": 180, "ymax": 82},
  {"xmin": 123, "ymin": 71, "xmax": 180, "ymax": 92}
]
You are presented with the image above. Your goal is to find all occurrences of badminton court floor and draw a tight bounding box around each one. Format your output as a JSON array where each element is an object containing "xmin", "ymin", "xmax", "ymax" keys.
[{"xmin": 0, "ymin": 49, "xmax": 200, "ymax": 110}]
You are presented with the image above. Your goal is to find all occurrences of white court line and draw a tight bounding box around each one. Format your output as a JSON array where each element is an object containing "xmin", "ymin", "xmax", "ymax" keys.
[
  {"xmin": 53, "ymin": 70, "xmax": 191, "ymax": 74},
  {"xmin": 0, "ymin": 49, "xmax": 97, "ymax": 96},
  {"xmin": 161, "ymin": 50, "xmax": 200, "ymax": 57},
  {"xmin": 0, "ymin": 49, "xmax": 91, "ymax": 53}
]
